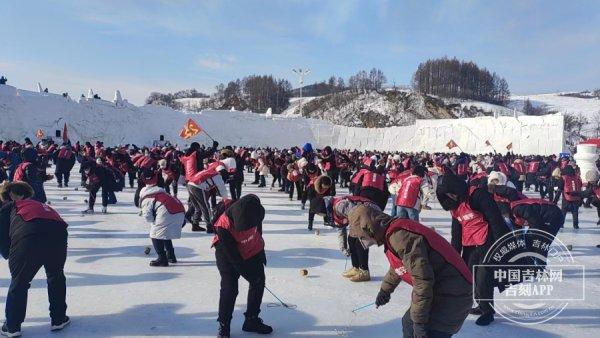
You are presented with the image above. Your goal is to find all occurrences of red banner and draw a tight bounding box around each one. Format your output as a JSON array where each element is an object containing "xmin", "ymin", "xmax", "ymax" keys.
[
  {"xmin": 446, "ymin": 139, "xmax": 458, "ymax": 149},
  {"xmin": 179, "ymin": 118, "xmax": 202, "ymax": 139}
]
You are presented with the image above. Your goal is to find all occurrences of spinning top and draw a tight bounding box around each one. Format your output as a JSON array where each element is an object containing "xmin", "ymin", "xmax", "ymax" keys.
[
  {"xmin": 300, "ymin": 269, "xmax": 309, "ymax": 277},
  {"xmin": 144, "ymin": 246, "xmax": 151, "ymax": 255}
]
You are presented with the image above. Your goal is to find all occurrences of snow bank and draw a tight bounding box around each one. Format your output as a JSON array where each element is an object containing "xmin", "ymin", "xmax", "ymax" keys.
[{"xmin": 0, "ymin": 85, "xmax": 564, "ymax": 154}]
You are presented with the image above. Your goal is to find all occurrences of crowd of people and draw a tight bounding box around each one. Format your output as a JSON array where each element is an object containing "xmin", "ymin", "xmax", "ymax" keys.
[{"xmin": 0, "ymin": 136, "xmax": 598, "ymax": 338}]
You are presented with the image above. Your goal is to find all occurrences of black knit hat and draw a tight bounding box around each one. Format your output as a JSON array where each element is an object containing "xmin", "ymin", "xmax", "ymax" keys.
[{"xmin": 226, "ymin": 194, "xmax": 265, "ymax": 231}]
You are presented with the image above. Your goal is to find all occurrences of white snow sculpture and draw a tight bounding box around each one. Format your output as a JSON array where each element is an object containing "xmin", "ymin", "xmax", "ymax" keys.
[
  {"xmin": 265, "ymin": 107, "xmax": 272, "ymax": 117},
  {"xmin": 37, "ymin": 82, "xmax": 43, "ymax": 93},
  {"xmin": 114, "ymin": 90, "xmax": 123, "ymax": 105},
  {"xmin": 87, "ymin": 88, "xmax": 94, "ymax": 99},
  {"xmin": 574, "ymin": 144, "xmax": 598, "ymax": 179}
]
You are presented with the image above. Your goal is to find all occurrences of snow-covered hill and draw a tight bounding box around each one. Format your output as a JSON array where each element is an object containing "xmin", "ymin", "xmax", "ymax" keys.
[{"xmin": 510, "ymin": 93, "xmax": 600, "ymax": 118}]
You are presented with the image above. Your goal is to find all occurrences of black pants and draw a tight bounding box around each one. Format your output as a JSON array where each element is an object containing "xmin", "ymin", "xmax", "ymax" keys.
[
  {"xmin": 151, "ymin": 238, "xmax": 175, "ymax": 260},
  {"xmin": 462, "ymin": 244, "xmax": 494, "ymax": 314},
  {"xmin": 229, "ymin": 180, "xmax": 242, "ymax": 200},
  {"xmin": 187, "ymin": 185, "xmax": 212, "ymax": 227},
  {"xmin": 289, "ymin": 181, "xmax": 303, "ymax": 200},
  {"xmin": 271, "ymin": 174, "xmax": 281, "ymax": 188},
  {"xmin": 539, "ymin": 182, "xmax": 547, "ymax": 199},
  {"xmin": 89, "ymin": 184, "xmax": 109, "ymax": 209},
  {"xmin": 348, "ymin": 236, "xmax": 369, "ymax": 270},
  {"xmin": 6, "ymin": 234, "xmax": 67, "ymax": 329},
  {"xmin": 127, "ymin": 170, "xmax": 136, "ymax": 188},
  {"xmin": 402, "ymin": 309, "xmax": 452, "ymax": 338},
  {"xmin": 561, "ymin": 202, "xmax": 580, "ymax": 228},
  {"xmin": 515, "ymin": 180, "xmax": 523, "ymax": 192},
  {"xmin": 215, "ymin": 247, "xmax": 265, "ymax": 324},
  {"xmin": 55, "ymin": 171, "xmax": 70, "ymax": 185}
]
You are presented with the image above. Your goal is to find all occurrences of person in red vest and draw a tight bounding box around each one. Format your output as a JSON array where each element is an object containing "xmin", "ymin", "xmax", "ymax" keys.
[
  {"xmin": 314, "ymin": 194, "xmax": 380, "ymax": 282},
  {"xmin": 525, "ymin": 157, "xmax": 541, "ymax": 191},
  {"xmin": 436, "ymin": 173, "xmax": 509, "ymax": 326},
  {"xmin": 139, "ymin": 168, "xmax": 185, "ymax": 267},
  {"xmin": 395, "ymin": 165, "xmax": 429, "ymax": 221},
  {"xmin": 307, "ymin": 175, "xmax": 335, "ymax": 231},
  {"xmin": 581, "ymin": 170, "xmax": 600, "ymax": 225},
  {"xmin": 511, "ymin": 157, "xmax": 526, "ymax": 192},
  {"xmin": 507, "ymin": 198, "xmax": 564, "ymax": 237},
  {"xmin": 554, "ymin": 165, "xmax": 583, "ymax": 229},
  {"xmin": 350, "ymin": 157, "xmax": 389, "ymax": 210},
  {"xmin": 347, "ymin": 205, "xmax": 472, "ymax": 338},
  {"xmin": 0, "ymin": 182, "xmax": 70, "ymax": 337},
  {"xmin": 52, "ymin": 144, "xmax": 76, "ymax": 188},
  {"xmin": 211, "ymin": 195, "xmax": 272, "ymax": 338}
]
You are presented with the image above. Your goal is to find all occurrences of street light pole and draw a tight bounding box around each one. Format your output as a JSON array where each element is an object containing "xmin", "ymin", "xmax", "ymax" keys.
[{"xmin": 292, "ymin": 68, "xmax": 310, "ymax": 115}]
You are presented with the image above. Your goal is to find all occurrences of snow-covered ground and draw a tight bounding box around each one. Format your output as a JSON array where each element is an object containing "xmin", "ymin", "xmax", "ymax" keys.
[
  {"xmin": 1, "ymin": 169, "xmax": 598, "ymax": 337},
  {"xmin": 510, "ymin": 93, "xmax": 600, "ymax": 118}
]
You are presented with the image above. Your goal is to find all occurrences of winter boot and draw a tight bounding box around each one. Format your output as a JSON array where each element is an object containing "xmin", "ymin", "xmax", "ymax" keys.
[
  {"xmin": 421, "ymin": 205, "xmax": 432, "ymax": 210},
  {"xmin": 101, "ymin": 206, "xmax": 108, "ymax": 214},
  {"xmin": 192, "ymin": 223, "xmax": 206, "ymax": 232},
  {"xmin": 301, "ymin": 203, "xmax": 306, "ymax": 210},
  {"xmin": 242, "ymin": 316, "xmax": 273, "ymax": 335},
  {"xmin": 342, "ymin": 267, "xmax": 360, "ymax": 278},
  {"xmin": 150, "ymin": 257, "xmax": 169, "ymax": 267},
  {"xmin": 51, "ymin": 316, "xmax": 71, "ymax": 331},
  {"xmin": 82, "ymin": 208, "xmax": 94, "ymax": 214},
  {"xmin": 64, "ymin": 182, "xmax": 69, "ymax": 188},
  {"xmin": 308, "ymin": 220, "xmax": 313, "ymax": 231},
  {"xmin": 350, "ymin": 269, "xmax": 371, "ymax": 282},
  {"xmin": 596, "ymin": 220, "xmax": 600, "ymax": 226},
  {"xmin": 217, "ymin": 321, "xmax": 230, "ymax": 338},
  {"xmin": 167, "ymin": 253, "xmax": 177, "ymax": 264},
  {"xmin": 0, "ymin": 323, "xmax": 21, "ymax": 337},
  {"xmin": 475, "ymin": 312, "xmax": 494, "ymax": 326},
  {"xmin": 57, "ymin": 183, "xmax": 63, "ymax": 188}
]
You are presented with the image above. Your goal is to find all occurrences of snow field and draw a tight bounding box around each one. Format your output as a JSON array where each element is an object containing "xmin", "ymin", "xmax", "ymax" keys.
[{"xmin": 0, "ymin": 168, "xmax": 598, "ymax": 337}]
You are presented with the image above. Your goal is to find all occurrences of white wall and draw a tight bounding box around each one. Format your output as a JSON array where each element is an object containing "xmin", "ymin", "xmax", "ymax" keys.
[{"xmin": 0, "ymin": 85, "xmax": 564, "ymax": 155}]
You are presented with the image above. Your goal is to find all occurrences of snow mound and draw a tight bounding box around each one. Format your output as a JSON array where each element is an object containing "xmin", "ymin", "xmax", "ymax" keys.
[{"xmin": 510, "ymin": 93, "xmax": 600, "ymax": 118}]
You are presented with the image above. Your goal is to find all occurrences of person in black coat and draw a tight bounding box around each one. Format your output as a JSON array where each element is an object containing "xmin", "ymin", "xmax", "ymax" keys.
[
  {"xmin": 81, "ymin": 161, "xmax": 113, "ymax": 213},
  {"xmin": 436, "ymin": 173, "xmax": 509, "ymax": 326},
  {"xmin": 14, "ymin": 146, "xmax": 47, "ymax": 203},
  {"xmin": 212, "ymin": 195, "xmax": 272, "ymax": 338},
  {"xmin": 53, "ymin": 145, "xmax": 76, "ymax": 188},
  {"xmin": 0, "ymin": 182, "xmax": 70, "ymax": 336}
]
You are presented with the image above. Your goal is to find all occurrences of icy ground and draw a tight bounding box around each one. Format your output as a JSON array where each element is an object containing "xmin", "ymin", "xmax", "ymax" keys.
[{"xmin": 0, "ymin": 170, "xmax": 598, "ymax": 337}]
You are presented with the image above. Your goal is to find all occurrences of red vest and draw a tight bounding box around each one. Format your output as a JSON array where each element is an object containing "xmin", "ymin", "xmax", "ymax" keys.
[
  {"xmin": 560, "ymin": 160, "xmax": 569, "ymax": 169},
  {"xmin": 15, "ymin": 199, "xmax": 66, "ymax": 226},
  {"xmin": 331, "ymin": 195, "xmax": 373, "ymax": 226},
  {"xmin": 287, "ymin": 169, "xmax": 301, "ymax": 182},
  {"xmin": 351, "ymin": 168, "xmax": 369, "ymax": 184},
  {"xmin": 497, "ymin": 162, "xmax": 509, "ymax": 176},
  {"xmin": 212, "ymin": 215, "xmax": 264, "ymax": 260},
  {"xmin": 450, "ymin": 187, "xmax": 489, "ymax": 246},
  {"xmin": 57, "ymin": 148, "xmax": 73, "ymax": 159},
  {"xmin": 512, "ymin": 162, "xmax": 525, "ymax": 174},
  {"xmin": 189, "ymin": 168, "xmax": 218, "ymax": 186},
  {"xmin": 142, "ymin": 192, "xmax": 185, "ymax": 214},
  {"xmin": 395, "ymin": 175, "xmax": 422, "ymax": 208},
  {"xmin": 456, "ymin": 163, "xmax": 469, "ymax": 176},
  {"xmin": 594, "ymin": 186, "xmax": 600, "ymax": 199},
  {"xmin": 13, "ymin": 162, "xmax": 31, "ymax": 182},
  {"xmin": 362, "ymin": 171, "xmax": 385, "ymax": 191},
  {"xmin": 527, "ymin": 161, "xmax": 539, "ymax": 174},
  {"xmin": 510, "ymin": 198, "xmax": 555, "ymax": 227},
  {"xmin": 562, "ymin": 175, "xmax": 582, "ymax": 201},
  {"xmin": 180, "ymin": 153, "xmax": 198, "ymax": 180},
  {"xmin": 384, "ymin": 219, "xmax": 473, "ymax": 286}
]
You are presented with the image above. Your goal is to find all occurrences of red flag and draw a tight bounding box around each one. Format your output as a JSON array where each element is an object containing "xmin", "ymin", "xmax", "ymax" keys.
[
  {"xmin": 179, "ymin": 118, "xmax": 203, "ymax": 139},
  {"xmin": 485, "ymin": 140, "xmax": 491, "ymax": 147},
  {"xmin": 506, "ymin": 142, "xmax": 513, "ymax": 150},
  {"xmin": 62, "ymin": 123, "xmax": 68, "ymax": 143},
  {"xmin": 35, "ymin": 129, "xmax": 45, "ymax": 139},
  {"xmin": 446, "ymin": 139, "xmax": 458, "ymax": 149}
]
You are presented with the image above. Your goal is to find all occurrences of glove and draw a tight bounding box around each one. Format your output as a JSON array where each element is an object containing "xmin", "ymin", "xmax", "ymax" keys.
[
  {"xmin": 413, "ymin": 323, "xmax": 427, "ymax": 338},
  {"xmin": 375, "ymin": 289, "xmax": 391, "ymax": 308}
]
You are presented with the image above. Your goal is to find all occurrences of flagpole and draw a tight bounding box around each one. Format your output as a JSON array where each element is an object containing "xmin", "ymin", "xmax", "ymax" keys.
[{"xmin": 202, "ymin": 130, "xmax": 215, "ymax": 142}]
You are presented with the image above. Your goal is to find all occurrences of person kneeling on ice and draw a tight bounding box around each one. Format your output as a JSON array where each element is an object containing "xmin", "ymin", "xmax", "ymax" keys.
[
  {"xmin": 211, "ymin": 194, "xmax": 272, "ymax": 338},
  {"xmin": 139, "ymin": 168, "xmax": 185, "ymax": 267},
  {"xmin": 0, "ymin": 182, "xmax": 70, "ymax": 337},
  {"xmin": 347, "ymin": 205, "xmax": 473, "ymax": 338}
]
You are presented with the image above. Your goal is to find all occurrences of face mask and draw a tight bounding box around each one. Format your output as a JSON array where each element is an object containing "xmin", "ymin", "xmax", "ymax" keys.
[{"xmin": 358, "ymin": 237, "xmax": 377, "ymax": 249}]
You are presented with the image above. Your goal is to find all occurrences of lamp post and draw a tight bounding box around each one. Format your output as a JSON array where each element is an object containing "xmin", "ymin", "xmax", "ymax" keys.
[{"xmin": 292, "ymin": 68, "xmax": 310, "ymax": 115}]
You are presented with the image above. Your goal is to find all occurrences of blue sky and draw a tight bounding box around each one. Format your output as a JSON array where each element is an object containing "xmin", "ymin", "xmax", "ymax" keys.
[{"xmin": 1, "ymin": 0, "xmax": 598, "ymax": 104}]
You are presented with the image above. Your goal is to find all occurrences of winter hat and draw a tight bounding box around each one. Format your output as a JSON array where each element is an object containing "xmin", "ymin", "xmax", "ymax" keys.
[
  {"xmin": 563, "ymin": 166, "xmax": 575, "ymax": 176},
  {"xmin": 314, "ymin": 175, "xmax": 333, "ymax": 195},
  {"xmin": 488, "ymin": 171, "xmax": 507, "ymax": 186},
  {"xmin": 392, "ymin": 154, "xmax": 401, "ymax": 162},
  {"xmin": 413, "ymin": 165, "xmax": 427, "ymax": 178},
  {"xmin": 302, "ymin": 143, "xmax": 314, "ymax": 153},
  {"xmin": 141, "ymin": 167, "xmax": 158, "ymax": 185},
  {"xmin": 585, "ymin": 169, "xmax": 599, "ymax": 183},
  {"xmin": 226, "ymin": 194, "xmax": 265, "ymax": 231},
  {"xmin": 347, "ymin": 204, "xmax": 392, "ymax": 245},
  {"xmin": 220, "ymin": 148, "xmax": 234, "ymax": 158}
]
